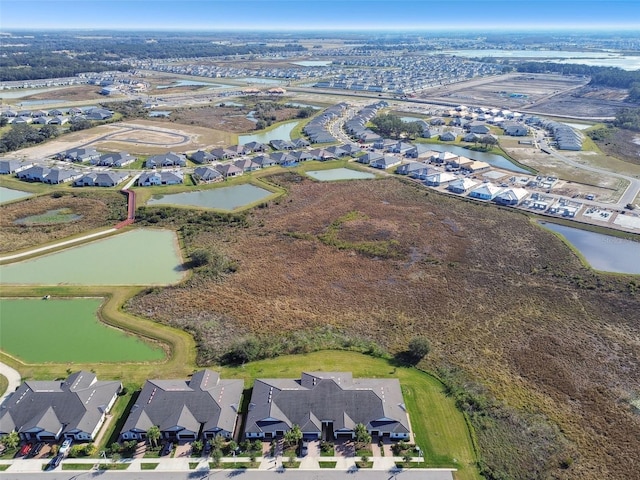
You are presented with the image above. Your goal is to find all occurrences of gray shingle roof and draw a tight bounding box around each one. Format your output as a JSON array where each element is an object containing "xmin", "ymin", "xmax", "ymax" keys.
[
  {"xmin": 120, "ymin": 370, "xmax": 242, "ymax": 438},
  {"xmin": 245, "ymin": 372, "xmax": 409, "ymax": 436},
  {"xmin": 0, "ymin": 371, "xmax": 121, "ymax": 440}
]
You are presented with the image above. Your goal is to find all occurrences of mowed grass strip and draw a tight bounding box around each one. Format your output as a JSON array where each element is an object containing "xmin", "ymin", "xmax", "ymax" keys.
[
  {"xmin": 0, "ymin": 298, "xmax": 164, "ymax": 363},
  {"xmin": 219, "ymin": 350, "xmax": 481, "ymax": 480}
]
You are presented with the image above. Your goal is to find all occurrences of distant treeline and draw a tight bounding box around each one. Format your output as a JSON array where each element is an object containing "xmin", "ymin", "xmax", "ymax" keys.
[
  {"xmin": 1, "ymin": 33, "xmax": 306, "ymax": 81},
  {"xmin": 515, "ymin": 62, "xmax": 640, "ymax": 90},
  {"xmin": 0, "ymin": 54, "xmax": 129, "ymax": 82}
]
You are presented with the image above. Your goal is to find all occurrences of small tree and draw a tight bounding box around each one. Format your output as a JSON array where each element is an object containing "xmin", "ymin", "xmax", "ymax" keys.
[
  {"xmin": 354, "ymin": 423, "xmax": 372, "ymax": 447},
  {"xmin": 209, "ymin": 435, "xmax": 225, "ymax": 451},
  {"xmin": 211, "ymin": 448, "xmax": 223, "ymax": 467},
  {"xmin": 85, "ymin": 443, "xmax": 97, "ymax": 457},
  {"xmin": 147, "ymin": 426, "xmax": 161, "ymax": 449},
  {"xmin": 283, "ymin": 424, "xmax": 302, "ymax": 448},
  {"xmin": 403, "ymin": 452, "xmax": 413, "ymax": 465},
  {"xmin": 191, "ymin": 440, "xmax": 203, "ymax": 456},
  {"xmin": 226, "ymin": 440, "xmax": 238, "ymax": 455},
  {"xmin": 1, "ymin": 431, "xmax": 20, "ymax": 450},
  {"xmin": 189, "ymin": 248, "xmax": 211, "ymax": 268},
  {"xmin": 407, "ymin": 337, "xmax": 430, "ymax": 363},
  {"xmin": 360, "ymin": 454, "xmax": 369, "ymax": 464}
]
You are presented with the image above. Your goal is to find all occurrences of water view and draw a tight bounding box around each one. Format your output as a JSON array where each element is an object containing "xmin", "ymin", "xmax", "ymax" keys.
[
  {"xmin": 540, "ymin": 222, "xmax": 640, "ymax": 275},
  {"xmin": 562, "ymin": 122, "xmax": 593, "ymax": 131},
  {"xmin": 239, "ymin": 120, "xmax": 300, "ymax": 144},
  {"xmin": 438, "ymin": 49, "xmax": 640, "ymax": 71},
  {"xmin": 156, "ymin": 79, "xmax": 232, "ymax": 89},
  {"xmin": 0, "ymin": 228, "xmax": 185, "ymax": 285},
  {"xmin": 147, "ymin": 183, "xmax": 273, "ymax": 210},
  {"xmin": 421, "ymin": 144, "xmax": 530, "ymax": 174},
  {"xmin": 306, "ymin": 168, "xmax": 376, "ymax": 181},
  {"xmin": 0, "ymin": 187, "xmax": 32, "ymax": 204},
  {"xmin": 0, "ymin": 297, "xmax": 165, "ymax": 363},
  {"xmin": 0, "ymin": 86, "xmax": 69, "ymax": 99},
  {"xmin": 293, "ymin": 60, "xmax": 332, "ymax": 67}
]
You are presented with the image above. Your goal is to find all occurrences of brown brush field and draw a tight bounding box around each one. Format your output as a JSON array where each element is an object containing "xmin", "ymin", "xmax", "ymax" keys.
[
  {"xmin": 166, "ymin": 104, "xmax": 302, "ymax": 132},
  {"xmin": 128, "ymin": 174, "xmax": 640, "ymax": 479},
  {"xmin": 0, "ymin": 191, "xmax": 127, "ymax": 253}
]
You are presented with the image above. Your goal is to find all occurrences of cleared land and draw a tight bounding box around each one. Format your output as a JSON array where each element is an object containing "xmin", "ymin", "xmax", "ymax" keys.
[
  {"xmin": 0, "ymin": 297, "xmax": 164, "ymax": 363},
  {"xmin": 420, "ymin": 73, "xmax": 587, "ymax": 111},
  {"xmin": 128, "ymin": 173, "xmax": 640, "ymax": 480}
]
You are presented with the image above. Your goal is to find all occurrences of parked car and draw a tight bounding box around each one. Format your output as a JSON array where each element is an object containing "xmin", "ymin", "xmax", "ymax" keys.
[
  {"xmin": 60, "ymin": 438, "xmax": 72, "ymax": 454},
  {"xmin": 160, "ymin": 442, "xmax": 174, "ymax": 456},
  {"xmin": 300, "ymin": 440, "xmax": 309, "ymax": 457},
  {"xmin": 19, "ymin": 443, "xmax": 32, "ymax": 456},
  {"xmin": 48, "ymin": 454, "xmax": 63, "ymax": 470},
  {"xmin": 203, "ymin": 441, "xmax": 212, "ymax": 457},
  {"xmin": 27, "ymin": 442, "xmax": 44, "ymax": 458}
]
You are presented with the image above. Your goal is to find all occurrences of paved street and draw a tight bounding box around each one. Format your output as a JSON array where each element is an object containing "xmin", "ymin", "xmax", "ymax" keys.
[{"xmin": 0, "ymin": 469, "xmax": 455, "ymax": 480}]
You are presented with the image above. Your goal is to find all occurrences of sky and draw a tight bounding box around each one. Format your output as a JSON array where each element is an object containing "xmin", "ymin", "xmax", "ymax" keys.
[{"xmin": 1, "ymin": 0, "xmax": 639, "ymax": 31}]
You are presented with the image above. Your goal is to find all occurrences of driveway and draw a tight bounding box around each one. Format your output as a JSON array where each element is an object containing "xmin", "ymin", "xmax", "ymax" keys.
[{"xmin": 0, "ymin": 362, "xmax": 21, "ymax": 406}]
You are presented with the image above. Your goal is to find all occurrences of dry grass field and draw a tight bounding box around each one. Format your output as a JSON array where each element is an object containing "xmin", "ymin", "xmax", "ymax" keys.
[
  {"xmin": 128, "ymin": 173, "xmax": 640, "ymax": 479},
  {"xmin": 0, "ymin": 191, "xmax": 127, "ymax": 253}
]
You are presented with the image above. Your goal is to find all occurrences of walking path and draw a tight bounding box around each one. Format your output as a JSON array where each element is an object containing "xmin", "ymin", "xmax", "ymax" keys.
[{"xmin": 0, "ymin": 361, "xmax": 21, "ymax": 406}]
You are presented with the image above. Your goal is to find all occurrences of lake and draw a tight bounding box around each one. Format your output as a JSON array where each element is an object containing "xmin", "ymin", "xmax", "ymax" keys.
[
  {"xmin": 401, "ymin": 116, "xmax": 424, "ymax": 123},
  {"xmin": 0, "ymin": 297, "xmax": 164, "ymax": 363},
  {"xmin": 420, "ymin": 144, "xmax": 530, "ymax": 174},
  {"xmin": 293, "ymin": 61, "xmax": 332, "ymax": 67},
  {"xmin": 0, "ymin": 187, "xmax": 32, "ymax": 204},
  {"xmin": 0, "ymin": 86, "xmax": 69, "ymax": 99},
  {"xmin": 540, "ymin": 222, "xmax": 640, "ymax": 275},
  {"xmin": 239, "ymin": 120, "xmax": 300, "ymax": 144},
  {"xmin": 0, "ymin": 228, "xmax": 185, "ymax": 285},
  {"xmin": 306, "ymin": 168, "xmax": 376, "ymax": 181},
  {"xmin": 147, "ymin": 183, "xmax": 273, "ymax": 210},
  {"xmin": 562, "ymin": 122, "xmax": 592, "ymax": 131},
  {"xmin": 156, "ymin": 79, "xmax": 233, "ymax": 89},
  {"xmin": 438, "ymin": 49, "xmax": 640, "ymax": 71}
]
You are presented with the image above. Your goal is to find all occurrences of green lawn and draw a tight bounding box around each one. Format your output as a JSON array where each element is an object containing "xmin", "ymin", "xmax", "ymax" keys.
[
  {"xmin": 219, "ymin": 350, "xmax": 481, "ymax": 480},
  {"xmin": 0, "ymin": 374, "xmax": 7, "ymax": 398},
  {"xmin": 318, "ymin": 461, "xmax": 337, "ymax": 468},
  {"xmin": 0, "ymin": 464, "xmax": 9, "ymax": 471},
  {"xmin": 0, "ymin": 298, "xmax": 164, "ymax": 363},
  {"xmin": 62, "ymin": 464, "xmax": 93, "ymax": 470},
  {"xmin": 140, "ymin": 462, "xmax": 158, "ymax": 470},
  {"xmin": 15, "ymin": 208, "xmax": 81, "ymax": 225}
]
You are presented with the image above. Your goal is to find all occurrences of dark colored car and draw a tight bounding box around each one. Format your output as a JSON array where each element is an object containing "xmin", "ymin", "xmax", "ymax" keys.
[
  {"xmin": 160, "ymin": 442, "xmax": 174, "ymax": 456},
  {"xmin": 203, "ymin": 442, "xmax": 212, "ymax": 457},
  {"xmin": 48, "ymin": 454, "xmax": 63, "ymax": 470},
  {"xmin": 27, "ymin": 442, "xmax": 44, "ymax": 458}
]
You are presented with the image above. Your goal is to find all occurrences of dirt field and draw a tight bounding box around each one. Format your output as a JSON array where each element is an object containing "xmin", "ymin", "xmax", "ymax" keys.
[
  {"xmin": 13, "ymin": 85, "xmax": 107, "ymax": 103},
  {"xmin": 420, "ymin": 73, "xmax": 587, "ymax": 109},
  {"xmin": 129, "ymin": 174, "xmax": 640, "ymax": 479},
  {"xmin": 0, "ymin": 191, "xmax": 127, "ymax": 253},
  {"xmin": 10, "ymin": 120, "xmax": 235, "ymax": 158}
]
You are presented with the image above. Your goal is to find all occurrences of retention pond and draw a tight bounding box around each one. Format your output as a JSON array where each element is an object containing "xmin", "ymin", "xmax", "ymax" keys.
[
  {"xmin": 0, "ymin": 297, "xmax": 164, "ymax": 363},
  {"xmin": 0, "ymin": 228, "xmax": 185, "ymax": 285},
  {"xmin": 306, "ymin": 168, "xmax": 376, "ymax": 181},
  {"xmin": 540, "ymin": 222, "xmax": 640, "ymax": 275},
  {"xmin": 147, "ymin": 184, "xmax": 273, "ymax": 210}
]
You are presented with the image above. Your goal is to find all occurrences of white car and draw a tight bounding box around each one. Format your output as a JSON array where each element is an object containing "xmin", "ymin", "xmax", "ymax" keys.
[{"xmin": 60, "ymin": 439, "xmax": 72, "ymax": 454}]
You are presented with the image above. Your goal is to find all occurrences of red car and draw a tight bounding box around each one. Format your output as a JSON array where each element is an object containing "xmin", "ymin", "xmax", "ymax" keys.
[{"xmin": 19, "ymin": 443, "xmax": 33, "ymax": 456}]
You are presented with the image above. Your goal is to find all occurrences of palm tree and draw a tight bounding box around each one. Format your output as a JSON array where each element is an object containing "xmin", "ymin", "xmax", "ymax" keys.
[
  {"xmin": 1, "ymin": 431, "xmax": 19, "ymax": 450},
  {"xmin": 354, "ymin": 423, "xmax": 371, "ymax": 445},
  {"xmin": 146, "ymin": 425, "xmax": 161, "ymax": 449}
]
